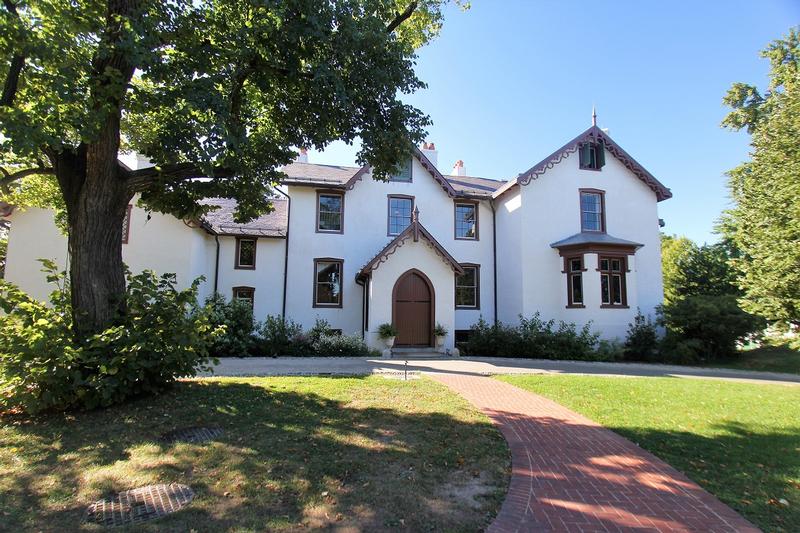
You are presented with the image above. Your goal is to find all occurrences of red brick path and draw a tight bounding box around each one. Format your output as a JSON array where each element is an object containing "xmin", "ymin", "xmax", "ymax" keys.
[{"xmin": 431, "ymin": 374, "xmax": 760, "ymax": 533}]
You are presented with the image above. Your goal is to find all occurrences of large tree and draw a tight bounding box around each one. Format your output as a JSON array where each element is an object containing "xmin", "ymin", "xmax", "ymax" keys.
[
  {"xmin": 720, "ymin": 28, "xmax": 800, "ymax": 334},
  {"xmin": 0, "ymin": 0, "xmax": 453, "ymax": 337}
]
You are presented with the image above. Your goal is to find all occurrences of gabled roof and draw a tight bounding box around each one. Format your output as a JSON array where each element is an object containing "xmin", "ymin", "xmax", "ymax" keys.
[
  {"xmin": 200, "ymin": 197, "xmax": 288, "ymax": 237},
  {"xmin": 494, "ymin": 125, "xmax": 672, "ymax": 202},
  {"xmin": 357, "ymin": 208, "xmax": 464, "ymax": 280}
]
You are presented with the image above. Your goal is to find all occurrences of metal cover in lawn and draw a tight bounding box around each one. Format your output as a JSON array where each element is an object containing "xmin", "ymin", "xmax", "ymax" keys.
[
  {"xmin": 84, "ymin": 483, "xmax": 194, "ymax": 527},
  {"xmin": 160, "ymin": 426, "xmax": 223, "ymax": 444}
]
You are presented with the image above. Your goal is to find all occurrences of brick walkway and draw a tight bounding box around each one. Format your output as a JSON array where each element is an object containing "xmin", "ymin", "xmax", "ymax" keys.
[{"xmin": 431, "ymin": 374, "xmax": 760, "ymax": 533}]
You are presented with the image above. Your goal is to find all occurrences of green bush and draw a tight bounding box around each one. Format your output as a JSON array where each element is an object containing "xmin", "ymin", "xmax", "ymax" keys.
[
  {"xmin": 0, "ymin": 261, "xmax": 218, "ymax": 414},
  {"xmin": 313, "ymin": 333, "xmax": 379, "ymax": 357},
  {"xmin": 253, "ymin": 315, "xmax": 309, "ymax": 356},
  {"xmin": 462, "ymin": 314, "xmax": 601, "ymax": 360},
  {"xmin": 595, "ymin": 339, "xmax": 625, "ymax": 361},
  {"xmin": 204, "ymin": 293, "xmax": 256, "ymax": 357},
  {"xmin": 660, "ymin": 294, "xmax": 765, "ymax": 363},
  {"xmin": 623, "ymin": 310, "xmax": 660, "ymax": 361}
]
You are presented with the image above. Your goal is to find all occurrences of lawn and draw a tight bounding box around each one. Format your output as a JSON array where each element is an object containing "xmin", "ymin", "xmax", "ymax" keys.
[
  {"xmin": 497, "ymin": 374, "xmax": 800, "ymax": 532},
  {"xmin": 0, "ymin": 376, "xmax": 510, "ymax": 532},
  {"xmin": 712, "ymin": 344, "xmax": 800, "ymax": 375}
]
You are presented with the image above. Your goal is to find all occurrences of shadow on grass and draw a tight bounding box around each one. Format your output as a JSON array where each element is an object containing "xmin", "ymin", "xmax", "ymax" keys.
[{"xmin": 0, "ymin": 377, "xmax": 509, "ymax": 532}]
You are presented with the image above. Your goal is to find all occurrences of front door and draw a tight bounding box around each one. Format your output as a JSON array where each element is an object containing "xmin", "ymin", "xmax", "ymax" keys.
[{"xmin": 393, "ymin": 270, "xmax": 433, "ymax": 347}]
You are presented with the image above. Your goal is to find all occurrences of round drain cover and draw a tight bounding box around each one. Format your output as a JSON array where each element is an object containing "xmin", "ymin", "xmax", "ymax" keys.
[
  {"xmin": 160, "ymin": 426, "xmax": 223, "ymax": 444},
  {"xmin": 84, "ymin": 483, "xmax": 194, "ymax": 527}
]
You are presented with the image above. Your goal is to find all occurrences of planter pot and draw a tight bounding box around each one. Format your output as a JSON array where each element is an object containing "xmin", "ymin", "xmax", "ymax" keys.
[
  {"xmin": 435, "ymin": 335, "xmax": 446, "ymax": 348},
  {"xmin": 383, "ymin": 336, "xmax": 396, "ymax": 348}
]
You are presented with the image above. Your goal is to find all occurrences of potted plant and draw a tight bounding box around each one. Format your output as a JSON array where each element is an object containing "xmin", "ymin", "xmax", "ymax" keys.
[
  {"xmin": 434, "ymin": 323, "xmax": 448, "ymax": 348},
  {"xmin": 377, "ymin": 323, "xmax": 398, "ymax": 348}
]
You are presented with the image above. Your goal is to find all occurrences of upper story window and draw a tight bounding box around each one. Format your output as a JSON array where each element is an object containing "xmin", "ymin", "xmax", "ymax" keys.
[
  {"xmin": 314, "ymin": 258, "xmax": 343, "ymax": 307},
  {"xmin": 565, "ymin": 255, "xmax": 585, "ymax": 308},
  {"xmin": 390, "ymin": 158, "xmax": 412, "ymax": 182},
  {"xmin": 455, "ymin": 264, "xmax": 480, "ymax": 309},
  {"xmin": 232, "ymin": 286, "xmax": 255, "ymax": 309},
  {"xmin": 580, "ymin": 190, "xmax": 605, "ymax": 232},
  {"xmin": 599, "ymin": 256, "xmax": 627, "ymax": 307},
  {"xmin": 454, "ymin": 201, "xmax": 478, "ymax": 240},
  {"xmin": 235, "ymin": 237, "xmax": 257, "ymax": 269},
  {"xmin": 122, "ymin": 205, "xmax": 132, "ymax": 244},
  {"xmin": 316, "ymin": 191, "xmax": 344, "ymax": 233},
  {"xmin": 388, "ymin": 195, "xmax": 414, "ymax": 236},
  {"xmin": 579, "ymin": 141, "xmax": 605, "ymax": 170}
]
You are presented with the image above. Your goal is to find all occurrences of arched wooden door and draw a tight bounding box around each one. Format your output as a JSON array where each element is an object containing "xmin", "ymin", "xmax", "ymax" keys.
[{"xmin": 392, "ymin": 270, "xmax": 434, "ymax": 347}]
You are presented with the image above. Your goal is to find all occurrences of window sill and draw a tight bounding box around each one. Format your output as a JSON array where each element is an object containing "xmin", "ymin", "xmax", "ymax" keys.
[
  {"xmin": 600, "ymin": 304, "xmax": 629, "ymax": 309},
  {"xmin": 456, "ymin": 306, "xmax": 480, "ymax": 311},
  {"xmin": 565, "ymin": 304, "xmax": 585, "ymax": 309},
  {"xmin": 316, "ymin": 229, "xmax": 344, "ymax": 234},
  {"xmin": 455, "ymin": 237, "xmax": 479, "ymax": 241},
  {"xmin": 579, "ymin": 166, "xmax": 603, "ymax": 172},
  {"xmin": 234, "ymin": 265, "xmax": 256, "ymax": 270},
  {"xmin": 313, "ymin": 303, "xmax": 343, "ymax": 309}
]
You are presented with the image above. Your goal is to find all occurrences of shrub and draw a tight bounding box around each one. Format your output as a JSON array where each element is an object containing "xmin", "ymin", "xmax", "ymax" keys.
[
  {"xmin": 204, "ymin": 293, "xmax": 256, "ymax": 357},
  {"xmin": 623, "ymin": 310, "xmax": 660, "ymax": 361},
  {"xmin": 313, "ymin": 333, "xmax": 379, "ymax": 357},
  {"xmin": 595, "ymin": 339, "xmax": 625, "ymax": 362},
  {"xmin": 433, "ymin": 323, "xmax": 447, "ymax": 337},
  {"xmin": 659, "ymin": 294, "xmax": 765, "ymax": 363},
  {"xmin": 0, "ymin": 261, "xmax": 218, "ymax": 414},
  {"xmin": 461, "ymin": 314, "xmax": 600, "ymax": 360},
  {"xmin": 253, "ymin": 315, "xmax": 309, "ymax": 356}
]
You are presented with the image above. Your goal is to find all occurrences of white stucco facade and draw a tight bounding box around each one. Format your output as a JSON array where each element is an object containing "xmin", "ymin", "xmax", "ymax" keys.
[{"xmin": 1, "ymin": 124, "xmax": 670, "ymax": 351}]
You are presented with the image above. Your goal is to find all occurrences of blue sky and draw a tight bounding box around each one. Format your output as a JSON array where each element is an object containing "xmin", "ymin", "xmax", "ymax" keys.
[{"xmin": 311, "ymin": 0, "xmax": 799, "ymax": 244}]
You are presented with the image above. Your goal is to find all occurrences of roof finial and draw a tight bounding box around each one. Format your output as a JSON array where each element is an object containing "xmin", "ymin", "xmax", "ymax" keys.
[{"xmin": 592, "ymin": 105, "xmax": 597, "ymax": 127}]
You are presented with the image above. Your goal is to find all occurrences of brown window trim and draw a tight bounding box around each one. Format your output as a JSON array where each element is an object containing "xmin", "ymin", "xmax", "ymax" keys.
[
  {"xmin": 455, "ymin": 263, "xmax": 480, "ymax": 310},
  {"xmin": 579, "ymin": 188, "xmax": 606, "ymax": 233},
  {"xmin": 563, "ymin": 255, "xmax": 587, "ymax": 309},
  {"xmin": 315, "ymin": 189, "xmax": 345, "ymax": 234},
  {"xmin": 387, "ymin": 194, "xmax": 415, "ymax": 236},
  {"xmin": 597, "ymin": 254, "xmax": 628, "ymax": 307},
  {"xmin": 313, "ymin": 257, "xmax": 344, "ymax": 308},
  {"xmin": 235, "ymin": 237, "xmax": 257, "ymax": 270},
  {"xmin": 232, "ymin": 286, "xmax": 255, "ymax": 310},
  {"xmin": 454, "ymin": 200, "xmax": 479, "ymax": 241},
  {"xmin": 579, "ymin": 142, "xmax": 603, "ymax": 171},
  {"xmin": 122, "ymin": 204, "xmax": 132, "ymax": 244}
]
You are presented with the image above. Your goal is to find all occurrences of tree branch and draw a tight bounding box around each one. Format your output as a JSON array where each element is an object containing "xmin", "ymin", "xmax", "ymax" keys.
[
  {"xmin": 0, "ymin": 166, "xmax": 55, "ymax": 191},
  {"xmin": 125, "ymin": 162, "xmax": 234, "ymax": 191},
  {"xmin": 1, "ymin": 0, "xmax": 25, "ymax": 107},
  {"xmin": 386, "ymin": 1, "xmax": 418, "ymax": 33}
]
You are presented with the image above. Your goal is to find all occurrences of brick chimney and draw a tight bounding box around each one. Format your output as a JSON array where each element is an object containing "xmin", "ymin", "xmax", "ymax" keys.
[
  {"xmin": 296, "ymin": 147, "xmax": 308, "ymax": 163},
  {"xmin": 420, "ymin": 142, "xmax": 438, "ymax": 168},
  {"xmin": 451, "ymin": 160, "xmax": 466, "ymax": 176}
]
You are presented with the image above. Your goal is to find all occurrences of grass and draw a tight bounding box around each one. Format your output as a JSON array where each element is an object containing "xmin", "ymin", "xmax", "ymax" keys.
[
  {"xmin": 710, "ymin": 344, "xmax": 800, "ymax": 375},
  {"xmin": 0, "ymin": 376, "xmax": 510, "ymax": 532},
  {"xmin": 497, "ymin": 374, "xmax": 800, "ymax": 532}
]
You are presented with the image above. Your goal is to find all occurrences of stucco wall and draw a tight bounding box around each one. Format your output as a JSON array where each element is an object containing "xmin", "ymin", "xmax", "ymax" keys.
[
  {"xmin": 215, "ymin": 236, "xmax": 286, "ymax": 319},
  {"xmin": 510, "ymin": 147, "xmax": 664, "ymax": 339},
  {"xmin": 284, "ymin": 157, "xmax": 495, "ymax": 335}
]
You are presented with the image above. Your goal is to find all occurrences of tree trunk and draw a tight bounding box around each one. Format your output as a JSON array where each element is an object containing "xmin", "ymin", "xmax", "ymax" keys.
[{"xmin": 55, "ymin": 123, "xmax": 133, "ymax": 340}]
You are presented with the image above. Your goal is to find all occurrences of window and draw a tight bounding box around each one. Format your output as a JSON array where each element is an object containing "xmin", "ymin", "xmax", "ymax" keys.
[
  {"xmin": 235, "ymin": 237, "xmax": 257, "ymax": 269},
  {"xmin": 454, "ymin": 202, "xmax": 478, "ymax": 240},
  {"xmin": 579, "ymin": 141, "xmax": 605, "ymax": 170},
  {"xmin": 390, "ymin": 158, "xmax": 412, "ymax": 182},
  {"xmin": 316, "ymin": 191, "xmax": 344, "ymax": 233},
  {"xmin": 455, "ymin": 264, "xmax": 480, "ymax": 309},
  {"xmin": 122, "ymin": 205, "xmax": 132, "ymax": 244},
  {"xmin": 565, "ymin": 256, "xmax": 585, "ymax": 307},
  {"xmin": 580, "ymin": 190, "xmax": 605, "ymax": 232},
  {"xmin": 388, "ymin": 195, "xmax": 414, "ymax": 235},
  {"xmin": 232, "ymin": 286, "xmax": 255, "ymax": 309},
  {"xmin": 314, "ymin": 258, "xmax": 343, "ymax": 307},
  {"xmin": 599, "ymin": 256, "xmax": 627, "ymax": 307}
]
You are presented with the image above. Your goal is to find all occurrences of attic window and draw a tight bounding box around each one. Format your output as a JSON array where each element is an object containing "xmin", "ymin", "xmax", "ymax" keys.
[
  {"xmin": 579, "ymin": 141, "xmax": 605, "ymax": 170},
  {"xmin": 390, "ymin": 158, "xmax": 412, "ymax": 182}
]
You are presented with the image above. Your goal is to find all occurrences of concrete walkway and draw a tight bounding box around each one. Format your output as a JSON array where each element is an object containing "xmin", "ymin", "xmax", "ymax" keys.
[
  {"xmin": 207, "ymin": 356, "xmax": 800, "ymax": 386},
  {"xmin": 432, "ymin": 374, "xmax": 760, "ymax": 533}
]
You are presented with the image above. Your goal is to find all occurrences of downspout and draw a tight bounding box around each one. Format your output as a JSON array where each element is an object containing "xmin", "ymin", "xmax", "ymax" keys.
[
  {"xmin": 213, "ymin": 234, "xmax": 220, "ymax": 294},
  {"xmin": 491, "ymin": 200, "xmax": 498, "ymax": 326},
  {"xmin": 274, "ymin": 188, "xmax": 291, "ymax": 319}
]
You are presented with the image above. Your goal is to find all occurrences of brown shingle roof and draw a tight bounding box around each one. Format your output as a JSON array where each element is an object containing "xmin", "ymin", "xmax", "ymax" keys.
[
  {"xmin": 446, "ymin": 175, "xmax": 507, "ymax": 196},
  {"xmin": 200, "ymin": 197, "xmax": 288, "ymax": 237}
]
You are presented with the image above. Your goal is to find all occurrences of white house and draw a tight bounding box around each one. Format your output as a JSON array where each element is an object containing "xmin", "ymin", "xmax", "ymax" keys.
[{"xmin": 1, "ymin": 121, "xmax": 671, "ymax": 352}]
